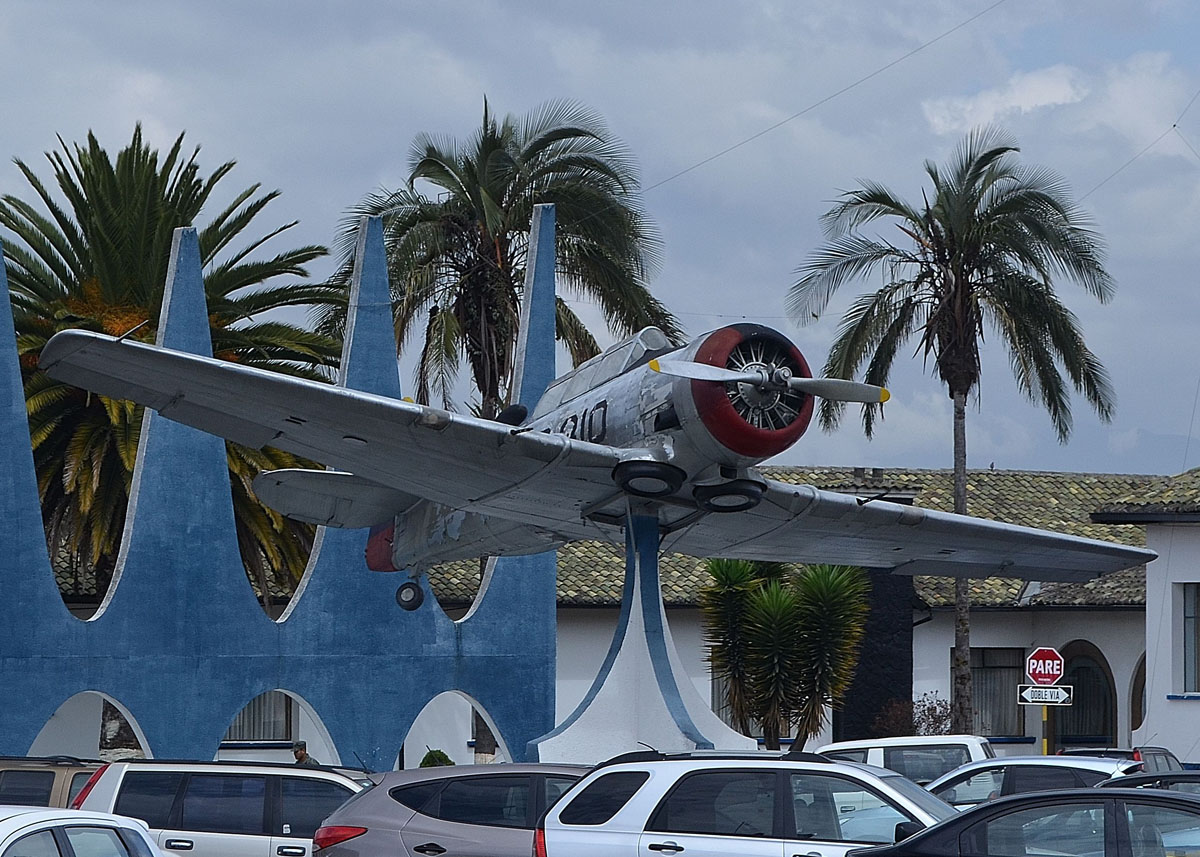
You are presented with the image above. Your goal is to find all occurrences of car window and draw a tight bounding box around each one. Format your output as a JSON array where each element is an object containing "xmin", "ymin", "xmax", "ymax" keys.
[
  {"xmin": 63, "ymin": 827, "xmax": 131, "ymax": 857},
  {"xmin": 932, "ymin": 768, "xmax": 1005, "ymax": 807},
  {"xmin": 114, "ymin": 829, "xmax": 156, "ymax": 857},
  {"xmin": 647, "ymin": 770, "xmax": 775, "ymax": 838},
  {"xmin": 114, "ymin": 771, "xmax": 186, "ymax": 828},
  {"xmin": 961, "ymin": 801, "xmax": 1106, "ymax": 857},
  {"xmin": 1127, "ymin": 802, "xmax": 1200, "ymax": 857},
  {"xmin": 791, "ymin": 773, "xmax": 911, "ymax": 844},
  {"xmin": 0, "ymin": 770, "xmax": 56, "ymax": 805},
  {"xmin": 559, "ymin": 771, "xmax": 649, "ymax": 825},
  {"xmin": 544, "ymin": 776, "xmax": 577, "ymax": 809},
  {"xmin": 2, "ymin": 830, "xmax": 61, "ymax": 857},
  {"xmin": 179, "ymin": 774, "xmax": 267, "ymax": 835},
  {"xmin": 1077, "ymin": 770, "xmax": 1111, "ymax": 787},
  {"xmin": 884, "ymin": 747, "xmax": 968, "ymax": 784},
  {"xmin": 279, "ymin": 777, "xmax": 354, "ymax": 838},
  {"xmin": 69, "ymin": 772, "xmax": 96, "ymax": 806},
  {"xmin": 390, "ymin": 780, "xmax": 443, "ymax": 813},
  {"xmin": 1005, "ymin": 765, "xmax": 1086, "ymax": 794},
  {"xmin": 424, "ymin": 775, "xmax": 530, "ymax": 829},
  {"xmin": 824, "ymin": 750, "xmax": 869, "ymax": 764}
]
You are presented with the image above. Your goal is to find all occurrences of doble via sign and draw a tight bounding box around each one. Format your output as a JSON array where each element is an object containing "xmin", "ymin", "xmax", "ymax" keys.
[{"xmin": 1026, "ymin": 646, "xmax": 1064, "ymax": 686}]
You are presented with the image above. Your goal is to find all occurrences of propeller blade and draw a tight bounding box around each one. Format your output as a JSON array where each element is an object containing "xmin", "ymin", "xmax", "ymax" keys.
[
  {"xmin": 788, "ymin": 377, "xmax": 890, "ymax": 403},
  {"xmin": 648, "ymin": 359, "xmax": 759, "ymax": 384}
]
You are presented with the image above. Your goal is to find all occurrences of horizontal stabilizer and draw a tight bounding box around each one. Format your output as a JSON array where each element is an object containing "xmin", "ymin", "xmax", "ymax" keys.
[{"xmin": 253, "ymin": 469, "xmax": 418, "ymax": 529}]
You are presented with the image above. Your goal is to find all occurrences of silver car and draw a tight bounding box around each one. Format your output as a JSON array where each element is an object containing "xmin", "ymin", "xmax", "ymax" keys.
[
  {"xmin": 315, "ymin": 764, "xmax": 586, "ymax": 857},
  {"xmin": 926, "ymin": 755, "xmax": 1141, "ymax": 809}
]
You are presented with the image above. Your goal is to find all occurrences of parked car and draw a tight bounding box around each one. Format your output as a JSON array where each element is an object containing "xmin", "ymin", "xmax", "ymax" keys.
[
  {"xmin": 536, "ymin": 750, "xmax": 957, "ymax": 857},
  {"xmin": 815, "ymin": 736, "xmax": 995, "ymax": 785},
  {"xmin": 74, "ymin": 760, "xmax": 372, "ymax": 857},
  {"xmin": 926, "ymin": 755, "xmax": 1140, "ymax": 809},
  {"xmin": 0, "ymin": 756, "xmax": 102, "ymax": 807},
  {"xmin": 1098, "ymin": 771, "xmax": 1200, "ymax": 795},
  {"xmin": 1060, "ymin": 745, "xmax": 1184, "ymax": 773},
  {"xmin": 847, "ymin": 787, "xmax": 1200, "ymax": 857},
  {"xmin": 314, "ymin": 763, "xmax": 586, "ymax": 857},
  {"xmin": 0, "ymin": 806, "xmax": 163, "ymax": 857}
]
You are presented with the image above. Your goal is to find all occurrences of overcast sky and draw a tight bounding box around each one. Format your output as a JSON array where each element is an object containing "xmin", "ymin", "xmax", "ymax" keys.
[{"xmin": 3, "ymin": 0, "xmax": 1198, "ymax": 476}]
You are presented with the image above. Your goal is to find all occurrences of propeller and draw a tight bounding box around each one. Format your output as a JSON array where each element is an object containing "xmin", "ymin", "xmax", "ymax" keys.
[{"xmin": 649, "ymin": 358, "xmax": 889, "ymax": 404}]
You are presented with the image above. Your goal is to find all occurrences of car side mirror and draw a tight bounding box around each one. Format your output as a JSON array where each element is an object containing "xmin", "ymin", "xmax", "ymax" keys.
[{"xmin": 895, "ymin": 821, "xmax": 925, "ymax": 842}]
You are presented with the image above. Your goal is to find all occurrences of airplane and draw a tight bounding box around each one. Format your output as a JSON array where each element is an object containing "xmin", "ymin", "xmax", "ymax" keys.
[{"xmin": 41, "ymin": 321, "xmax": 1155, "ymax": 585}]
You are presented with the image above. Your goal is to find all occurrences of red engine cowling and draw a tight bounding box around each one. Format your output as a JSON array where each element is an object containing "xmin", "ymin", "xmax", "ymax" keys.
[{"xmin": 677, "ymin": 323, "xmax": 815, "ymax": 463}]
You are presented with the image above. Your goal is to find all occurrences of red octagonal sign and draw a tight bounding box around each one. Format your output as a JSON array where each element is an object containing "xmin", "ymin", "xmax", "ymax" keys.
[{"xmin": 1027, "ymin": 647, "xmax": 1064, "ymax": 686}]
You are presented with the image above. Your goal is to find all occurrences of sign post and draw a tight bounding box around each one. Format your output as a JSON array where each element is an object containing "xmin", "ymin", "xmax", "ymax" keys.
[{"xmin": 1021, "ymin": 647, "xmax": 1068, "ymax": 755}]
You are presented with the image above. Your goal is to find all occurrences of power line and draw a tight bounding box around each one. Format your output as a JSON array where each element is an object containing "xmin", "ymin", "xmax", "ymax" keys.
[{"xmin": 642, "ymin": 0, "xmax": 1011, "ymax": 194}]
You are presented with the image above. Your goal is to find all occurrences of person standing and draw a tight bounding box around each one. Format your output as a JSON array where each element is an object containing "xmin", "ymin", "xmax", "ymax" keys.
[{"xmin": 293, "ymin": 740, "xmax": 320, "ymax": 766}]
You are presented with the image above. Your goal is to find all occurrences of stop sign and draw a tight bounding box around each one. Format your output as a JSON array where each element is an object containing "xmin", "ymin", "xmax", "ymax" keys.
[{"xmin": 1027, "ymin": 647, "xmax": 1064, "ymax": 686}]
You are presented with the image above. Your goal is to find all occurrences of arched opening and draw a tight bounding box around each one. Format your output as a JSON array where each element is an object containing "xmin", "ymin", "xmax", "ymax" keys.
[
  {"xmin": 1052, "ymin": 640, "xmax": 1117, "ymax": 750},
  {"xmin": 399, "ymin": 691, "xmax": 511, "ymax": 770},
  {"xmin": 1130, "ymin": 654, "xmax": 1147, "ymax": 736},
  {"xmin": 217, "ymin": 690, "xmax": 339, "ymax": 765},
  {"xmin": 29, "ymin": 691, "xmax": 149, "ymax": 760}
]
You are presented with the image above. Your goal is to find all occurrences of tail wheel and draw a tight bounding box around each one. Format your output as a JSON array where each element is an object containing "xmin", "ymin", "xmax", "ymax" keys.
[
  {"xmin": 395, "ymin": 580, "xmax": 425, "ymax": 611},
  {"xmin": 612, "ymin": 460, "xmax": 686, "ymax": 498},
  {"xmin": 693, "ymin": 479, "xmax": 766, "ymax": 513}
]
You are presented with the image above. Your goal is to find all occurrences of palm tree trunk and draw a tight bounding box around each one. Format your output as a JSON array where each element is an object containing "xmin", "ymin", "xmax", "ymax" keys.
[{"xmin": 950, "ymin": 389, "xmax": 973, "ymax": 732}]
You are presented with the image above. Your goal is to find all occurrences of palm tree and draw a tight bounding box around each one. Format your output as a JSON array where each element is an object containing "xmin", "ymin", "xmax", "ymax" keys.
[
  {"xmin": 701, "ymin": 560, "xmax": 868, "ymax": 749},
  {"xmin": 319, "ymin": 99, "xmax": 682, "ymax": 417},
  {"xmin": 2, "ymin": 125, "xmax": 341, "ymax": 604},
  {"xmin": 787, "ymin": 126, "xmax": 1116, "ymax": 731}
]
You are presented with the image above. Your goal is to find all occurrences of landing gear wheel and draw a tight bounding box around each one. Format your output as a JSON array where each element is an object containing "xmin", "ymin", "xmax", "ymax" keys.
[
  {"xmin": 612, "ymin": 460, "xmax": 687, "ymax": 498},
  {"xmin": 395, "ymin": 580, "xmax": 425, "ymax": 611},
  {"xmin": 693, "ymin": 479, "xmax": 766, "ymax": 513}
]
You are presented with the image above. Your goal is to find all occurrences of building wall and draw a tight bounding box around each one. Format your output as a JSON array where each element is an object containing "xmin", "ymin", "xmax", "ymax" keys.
[
  {"xmin": 915, "ymin": 607, "xmax": 1145, "ymax": 753},
  {"xmin": 1135, "ymin": 524, "xmax": 1200, "ymax": 759}
]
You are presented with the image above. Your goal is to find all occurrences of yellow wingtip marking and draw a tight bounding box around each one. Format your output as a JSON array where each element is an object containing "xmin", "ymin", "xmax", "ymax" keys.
[{"xmin": 880, "ymin": 388, "xmax": 891, "ymax": 403}]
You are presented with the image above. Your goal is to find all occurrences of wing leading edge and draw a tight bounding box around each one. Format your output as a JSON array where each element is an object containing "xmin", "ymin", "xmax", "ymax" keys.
[{"xmin": 41, "ymin": 329, "xmax": 1156, "ymax": 581}]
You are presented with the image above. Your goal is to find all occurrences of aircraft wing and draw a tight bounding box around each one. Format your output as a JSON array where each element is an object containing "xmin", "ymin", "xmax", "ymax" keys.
[
  {"xmin": 660, "ymin": 479, "xmax": 1153, "ymax": 582},
  {"xmin": 42, "ymin": 330, "xmax": 1154, "ymax": 581}
]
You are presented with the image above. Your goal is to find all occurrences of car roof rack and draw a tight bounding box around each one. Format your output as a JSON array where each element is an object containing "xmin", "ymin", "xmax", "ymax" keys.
[
  {"xmin": 0, "ymin": 755, "xmax": 99, "ymax": 765},
  {"xmin": 117, "ymin": 758, "xmax": 374, "ymax": 774},
  {"xmin": 593, "ymin": 749, "xmax": 832, "ymax": 770}
]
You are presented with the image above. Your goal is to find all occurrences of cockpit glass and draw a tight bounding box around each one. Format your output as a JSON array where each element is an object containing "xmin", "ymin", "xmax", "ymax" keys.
[{"xmin": 531, "ymin": 327, "xmax": 673, "ymax": 418}]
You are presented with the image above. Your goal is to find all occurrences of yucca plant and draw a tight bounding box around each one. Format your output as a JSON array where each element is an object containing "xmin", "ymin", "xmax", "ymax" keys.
[{"xmin": 702, "ymin": 560, "xmax": 868, "ymax": 749}]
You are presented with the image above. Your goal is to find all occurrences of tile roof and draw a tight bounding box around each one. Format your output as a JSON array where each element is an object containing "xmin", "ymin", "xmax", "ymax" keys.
[
  {"xmin": 1094, "ymin": 467, "xmax": 1200, "ymax": 518},
  {"xmin": 430, "ymin": 467, "xmax": 1157, "ymax": 611}
]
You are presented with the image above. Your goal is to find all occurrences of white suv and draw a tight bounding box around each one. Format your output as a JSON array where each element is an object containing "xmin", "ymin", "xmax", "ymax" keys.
[
  {"xmin": 815, "ymin": 735, "xmax": 994, "ymax": 785},
  {"xmin": 73, "ymin": 760, "xmax": 372, "ymax": 857},
  {"xmin": 535, "ymin": 751, "xmax": 956, "ymax": 857}
]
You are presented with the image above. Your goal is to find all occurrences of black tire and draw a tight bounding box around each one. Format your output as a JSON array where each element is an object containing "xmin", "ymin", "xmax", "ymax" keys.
[
  {"xmin": 395, "ymin": 580, "xmax": 425, "ymax": 611},
  {"xmin": 693, "ymin": 479, "xmax": 766, "ymax": 512},
  {"xmin": 611, "ymin": 460, "xmax": 687, "ymax": 498}
]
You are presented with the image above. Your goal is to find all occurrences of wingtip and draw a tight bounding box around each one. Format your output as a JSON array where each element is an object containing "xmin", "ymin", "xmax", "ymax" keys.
[{"xmin": 880, "ymin": 388, "xmax": 891, "ymax": 404}]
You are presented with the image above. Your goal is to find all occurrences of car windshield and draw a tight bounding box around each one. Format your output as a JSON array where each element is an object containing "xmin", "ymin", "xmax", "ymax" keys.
[{"xmin": 879, "ymin": 774, "xmax": 956, "ymax": 822}]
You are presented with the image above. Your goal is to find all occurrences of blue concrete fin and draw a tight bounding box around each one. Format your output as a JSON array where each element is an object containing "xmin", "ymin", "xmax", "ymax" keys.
[
  {"xmin": 0, "ymin": 239, "xmax": 72, "ymax": 636},
  {"xmin": 103, "ymin": 227, "xmax": 258, "ymax": 630},
  {"xmin": 340, "ymin": 216, "xmax": 402, "ymax": 399},
  {"xmin": 512, "ymin": 204, "xmax": 557, "ymax": 410}
]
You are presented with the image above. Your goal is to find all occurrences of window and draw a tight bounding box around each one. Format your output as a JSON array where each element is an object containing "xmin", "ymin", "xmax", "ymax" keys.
[
  {"xmin": 790, "ymin": 773, "xmax": 910, "ymax": 844},
  {"xmin": 1005, "ymin": 765, "xmax": 1087, "ymax": 793},
  {"xmin": 179, "ymin": 774, "xmax": 266, "ymax": 835},
  {"xmin": 114, "ymin": 772, "xmax": 185, "ymax": 828},
  {"xmin": 823, "ymin": 750, "xmax": 868, "ymax": 764},
  {"xmin": 279, "ymin": 777, "xmax": 354, "ymax": 838},
  {"xmin": 648, "ymin": 770, "xmax": 775, "ymax": 838},
  {"xmin": 69, "ymin": 772, "xmax": 95, "ymax": 807},
  {"xmin": 426, "ymin": 776, "xmax": 530, "ymax": 829},
  {"xmin": 970, "ymin": 648, "xmax": 1024, "ymax": 736},
  {"xmin": 0, "ymin": 770, "xmax": 55, "ymax": 806},
  {"xmin": 930, "ymin": 767, "xmax": 1005, "ymax": 807},
  {"xmin": 1058, "ymin": 653, "xmax": 1115, "ymax": 746},
  {"xmin": 559, "ymin": 771, "xmax": 649, "ymax": 825},
  {"xmin": 883, "ymin": 746, "xmax": 968, "ymax": 784},
  {"xmin": 1, "ymin": 831, "xmax": 61, "ymax": 857},
  {"xmin": 390, "ymin": 781, "xmax": 443, "ymax": 813},
  {"xmin": 1128, "ymin": 802, "xmax": 1200, "ymax": 857},
  {"xmin": 543, "ymin": 776, "xmax": 577, "ymax": 809},
  {"xmin": 1185, "ymin": 584, "xmax": 1200, "ymax": 692},
  {"xmin": 224, "ymin": 691, "xmax": 293, "ymax": 741},
  {"xmin": 63, "ymin": 828, "xmax": 130, "ymax": 857},
  {"xmin": 961, "ymin": 802, "xmax": 1105, "ymax": 857}
]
